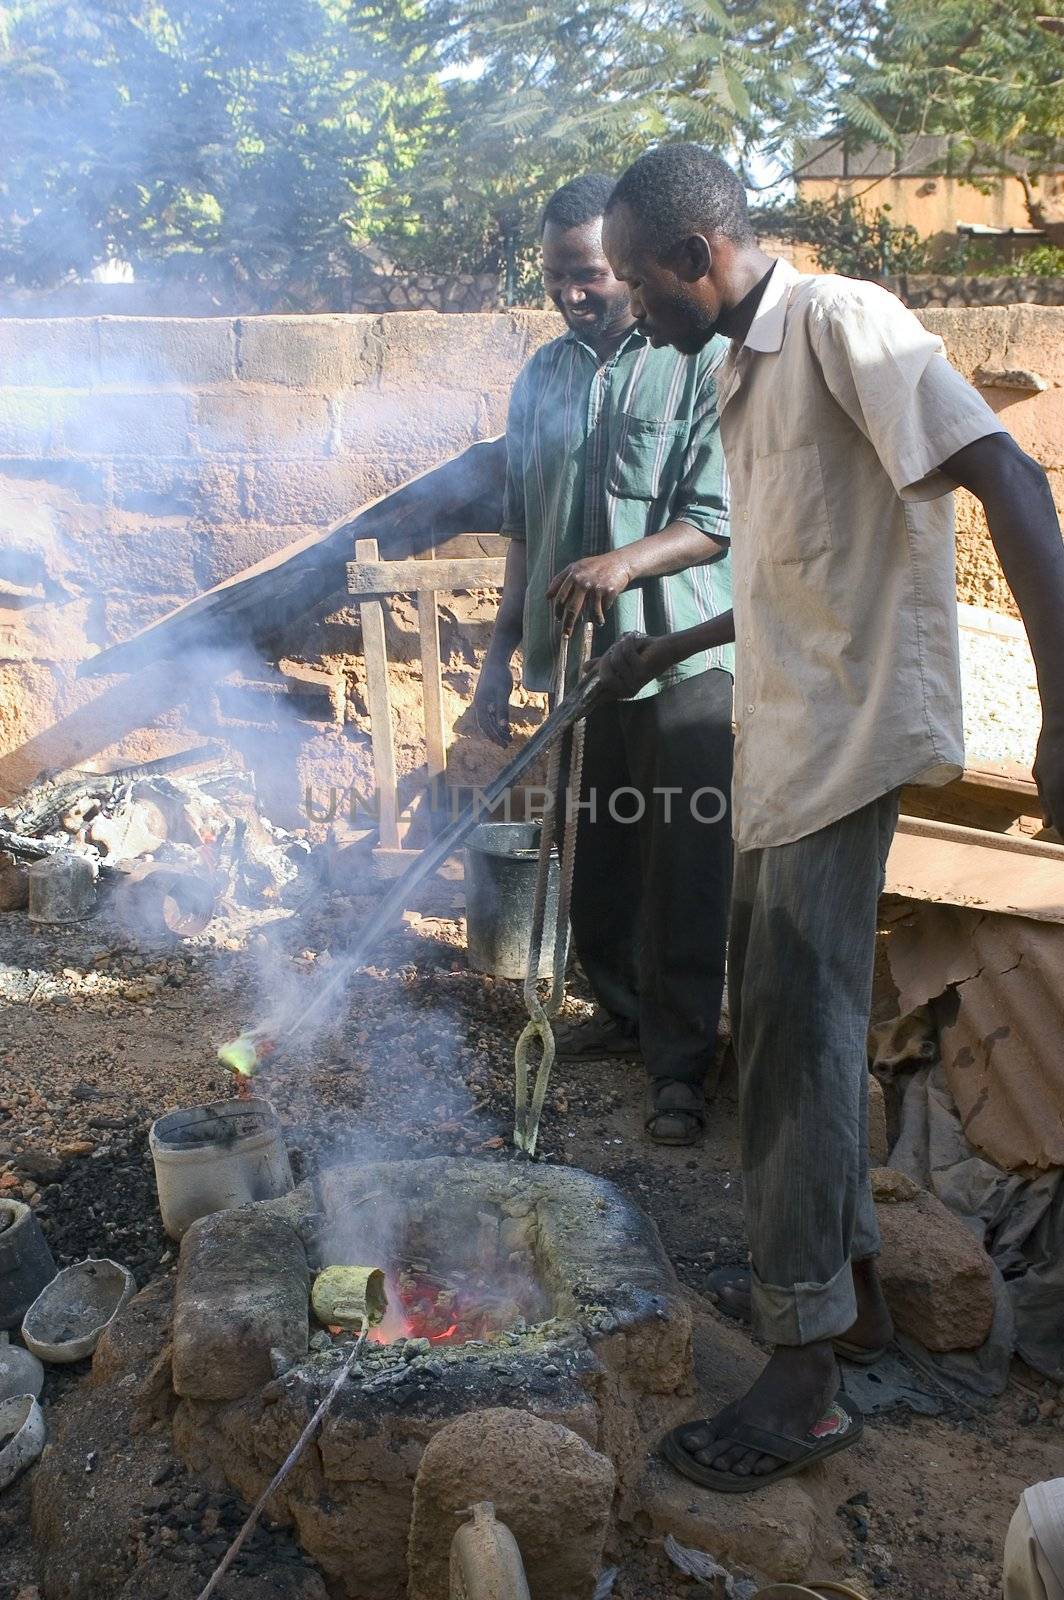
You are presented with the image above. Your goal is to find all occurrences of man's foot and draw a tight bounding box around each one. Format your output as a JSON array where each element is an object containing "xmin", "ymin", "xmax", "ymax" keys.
[
  {"xmin": 706, "ymin": 1257, "xmax": 894, "ymax": 1362},
  {"xmin": 668, "ymin": 1342, "xmax": 846, "ymax": 1482},
  {"xmin": 553, "ymin": 1009, "xmax": 641, "ymax": 1062},
  {"xmin": 835, "ymin": 1257, "xmax": 893, "ymax": 1358},
  {"xmin": 644, "ymin": 1079, "xmax": 705, "ymax": 1145}
]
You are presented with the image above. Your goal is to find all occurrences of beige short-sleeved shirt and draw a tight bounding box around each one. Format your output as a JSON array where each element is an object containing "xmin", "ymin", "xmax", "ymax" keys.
[{"xmin": 717, "ymin": 259, "xmax": 1006, "ymax": 851}]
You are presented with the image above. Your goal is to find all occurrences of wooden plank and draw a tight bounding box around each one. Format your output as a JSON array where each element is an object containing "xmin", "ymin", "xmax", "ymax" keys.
[
  {"xmin": 346, "ymin": 557, "xmax": 507, "ymax": 596},
  {"xmin": 417, "ymin": 550, "xmax": 447, "ymax": 785},
  {"xmin": 356, "ymin": 538, "xmax": 401, "ymax": 852}
]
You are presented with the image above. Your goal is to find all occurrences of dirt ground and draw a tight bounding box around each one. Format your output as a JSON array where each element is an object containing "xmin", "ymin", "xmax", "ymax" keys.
[{"xmin": 1, "ymin": 867, "xmax": 1063, "ymax": 1600}]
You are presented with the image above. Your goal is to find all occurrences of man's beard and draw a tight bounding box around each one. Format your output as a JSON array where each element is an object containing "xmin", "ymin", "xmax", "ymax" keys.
[
  {"xmin": 563, "ymin": 298, "xmax": 629, "ymax": 338},
  {"xmin": 671, "ymin": 288, "xmax": 720, "ymax": 351}
]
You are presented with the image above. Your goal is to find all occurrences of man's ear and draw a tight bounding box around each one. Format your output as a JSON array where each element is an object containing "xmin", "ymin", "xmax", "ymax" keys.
[{"xmin": 673, "ymin": 234, "xmax": 712, "ymax": 283}]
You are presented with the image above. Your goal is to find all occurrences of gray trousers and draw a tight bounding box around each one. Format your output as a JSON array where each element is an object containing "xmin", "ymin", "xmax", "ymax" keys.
[
  {"xmin": 569, "ymin": 668, "xmax": 734, "ymax": 1090},
  {"xmin": 729, "ymin": 789, "xmax": 901, "ymax": 1346}
]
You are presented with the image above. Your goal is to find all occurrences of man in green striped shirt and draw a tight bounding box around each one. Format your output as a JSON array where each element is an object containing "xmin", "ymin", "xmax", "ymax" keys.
[{"xmin": 472, "ymin": 174, "xmax": 733, "ymax": 1143}]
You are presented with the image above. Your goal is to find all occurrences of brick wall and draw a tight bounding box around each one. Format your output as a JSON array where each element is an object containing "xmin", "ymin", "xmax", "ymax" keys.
[{"xmin": 0, "ymin": 303, "xmax": 1061, "ymax": 792}]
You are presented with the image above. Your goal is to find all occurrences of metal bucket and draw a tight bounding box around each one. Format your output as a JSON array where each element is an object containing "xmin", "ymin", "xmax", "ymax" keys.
[
  {"xmin": 464, "ymin": 822, "xmax": 566, "ymax": 980},
  {"xmin": 149, "ymin": 1097, "xmax": 293, "ymax": 1241}
]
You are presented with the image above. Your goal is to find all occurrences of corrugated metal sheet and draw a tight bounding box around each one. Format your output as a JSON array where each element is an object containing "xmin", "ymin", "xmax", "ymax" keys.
[{"xmin": 886, "ymin": 901, "xmax": 1064, "ymax": 1173}]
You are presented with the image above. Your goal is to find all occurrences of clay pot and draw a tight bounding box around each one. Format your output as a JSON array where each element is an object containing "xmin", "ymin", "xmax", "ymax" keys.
[
  {"xmin": 0, "ymin": 1199, "xmax": 57, "ymax": 1331},
  {"xmin": 22, "ymin": 1259, "xmax": 135, "ymax": 1362},
  {"xmin": 0, "ymin": 1394, "xmax": 46, "ymax": 1490}
]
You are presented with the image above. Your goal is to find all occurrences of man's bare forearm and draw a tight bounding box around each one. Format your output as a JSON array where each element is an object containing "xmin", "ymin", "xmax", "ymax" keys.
[
  {"xmin": 622, "ymin": 520, "xmax": 727, "ymax": 583},
  {"xmin": 644, "ymin": 608, "xmax": 736, "ymax": 673},
  {"xmin": 942, "ymin": 436, "xmax": 1064, "ymax": 721},
  {"xmin": 484, "ymin": 539, "xmax": 528, "ymax": 665}
]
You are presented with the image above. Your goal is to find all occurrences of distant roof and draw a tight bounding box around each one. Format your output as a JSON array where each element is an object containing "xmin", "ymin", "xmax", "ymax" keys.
[{"xmin": 797, "ymin": 135, "xmax": 1064, "ymax": 180}]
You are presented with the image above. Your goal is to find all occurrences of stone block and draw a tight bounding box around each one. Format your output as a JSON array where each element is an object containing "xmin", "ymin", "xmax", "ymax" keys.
[
  {"xmin": 378, "ymin": 311, "xmax": 532, "ymax": 392},
  {"xmin": 637, "ymin": 1459, "xmax": 817, "ymax": 1582},
  {"xmin": 0, "ymin": 598, "xmax": 95, "ymax": 665},
  {"xmin": 195, "ymin": 389, "xmax": 331, "ymax": 457},
  {"xmin": 874, "ymin": 1169, "xmax": 995, "ymax": 1351},
  {"xmin": 193, "ymin": 522, "xmax": 309, "ymax": 590},
  {"xmin": 0, "ymin": 317, "xmax": 96, "ymax": 386},
  {"xmin": 64, "ymin": 524, "xmax": 200, "ymax": 597},
  {"xmin": 110, "ymin": 458, "xmax": 242, "ymax": 521},
  {"xmin": 55, "ymin": 391, "xmax": 191, "ymax": 456},
  {"xmin": 100, "ymin": 591, "xmax": 190, "ymax": 646},
  {"xmin": 0, "ymin": 388, "xmax": 58, "ymax": 455},
  {"xmin": 244, "ymin": 458, "xmax": 382, "ymax": 525},
  {"xmin": 0, "ymin": 660, "xmax": 67, "ymax": 774},
  {"xmin": 97, "ymin": 316, "xmax": 235, "ymax": 385},
  {"xmin": 171, "ymin": 1207, "xmax": 310, "ymax": 1401},
  {"xmin": 407, "ymin": 1408, "xmax": 615, "ymax": 1600},
  {"xmin": 0, "ymin": 455, "xmax": 109, "ymax": 504},
  {"xmin": 236, "ymin": 314, "xmax": 381, "ymax": 388},
  {"xmin": 867, "ymin": 1073, "xmax": 889, "ymax": 1165},
  {"xmin": 335, "ymin": 385, "xmax": 479, "ymax": 459}
]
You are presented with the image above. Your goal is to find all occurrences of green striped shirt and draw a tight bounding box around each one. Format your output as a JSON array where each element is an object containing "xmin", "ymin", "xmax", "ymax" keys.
[{"xmin": 501, "ymin": 325, "xmax": 733, "ymax": 699}]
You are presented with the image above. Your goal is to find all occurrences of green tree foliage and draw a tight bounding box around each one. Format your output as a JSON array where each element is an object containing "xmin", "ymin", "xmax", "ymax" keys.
[
  {"xmin": 840, "ymin": 0, "xmax": 1064, "ymax": 232},
  {"xmin": 849, "ymin": 0, "xmax": 1064, "ymax": 175},
  {"xmin": 376, "ymin": 0, "xmax": 891, "ymax": 279},
  {"xmin": 0, "ymin": 0, "xmax": 440, "ymax": 302},
  {"xmin": 755, "ymin": 196, "xmax": 931, "ymax": 278}
]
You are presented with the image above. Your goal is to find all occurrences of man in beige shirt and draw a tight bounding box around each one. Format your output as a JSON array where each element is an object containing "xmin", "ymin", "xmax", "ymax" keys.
[{"xmin": 597, "ymin": 143, "xmax": 1064, "ymax": 1492}]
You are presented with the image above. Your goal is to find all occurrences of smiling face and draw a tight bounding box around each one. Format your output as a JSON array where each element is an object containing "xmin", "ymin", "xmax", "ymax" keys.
[
  {"xmin": 540, "ymin": 216, "xmax": 634, "ymax": 343},
  {"xmin": 602, "ymin": 201, "xmax": 722, "ymax": 355}
]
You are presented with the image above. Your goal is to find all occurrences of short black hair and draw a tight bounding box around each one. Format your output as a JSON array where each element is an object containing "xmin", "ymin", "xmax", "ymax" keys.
[
  {"xmin": 607, "ymin": 144, "xmax": 754, "ymax": 252},
  {"xmin": 541, "ymin": 173, "xmax": 616, "ymax": 234}
]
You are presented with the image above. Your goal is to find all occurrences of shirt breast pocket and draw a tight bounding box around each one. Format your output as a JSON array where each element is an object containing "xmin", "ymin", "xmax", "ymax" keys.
[
  {"xmin": 752, "ymin": 443, "xmax": 832, "ymax": 563},
  {"xmin": 608, "ymin": 416, "xmax": 685, "ymax": 502}
]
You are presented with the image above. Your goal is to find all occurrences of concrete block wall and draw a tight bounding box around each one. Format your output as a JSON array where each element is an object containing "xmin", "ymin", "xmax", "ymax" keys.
[
  {"xmin": 0, "ymin": 302, "xmax": 1061, "ymax": 786},
  {"xmin": 0, "ymin": 309, "xmax": 558, "ymax": 774}
]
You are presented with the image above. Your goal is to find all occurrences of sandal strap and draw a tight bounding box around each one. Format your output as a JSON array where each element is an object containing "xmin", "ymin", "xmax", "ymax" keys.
[
  {"xmin": 646, "ymin": 1080, "xmax": 705, "ymax": 1118},
  {"xmin": 685, "ymin": 1398, "xmax": 855, "ymax": 1467},
  {"xmin": 717, "ymin": 1421, "xmax": 817, "ymax": 1463}
]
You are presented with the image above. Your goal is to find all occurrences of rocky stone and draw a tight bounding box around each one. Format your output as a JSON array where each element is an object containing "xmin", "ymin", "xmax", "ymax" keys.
[
  {"xmin": 871, "ymin": 1167, "xmax": 921, "ymax": 1203},
  {"xmin": 636, "ymin": 1459, "xmax": 817, "ymax": 1583},
  {"xmin": 874, "ymin": 1178, "xmax": 995, "ymax": 1350},
  {"xmin": 867, "ymin": 1075, "xmax": 889, "ymax": 1165},
  {"xmin": 407, "ymin": 1408, "xmax": 615, "ymax": 1600},
  {"xmin": 0, "ymin": 856, "xmax": 29, "ymax": 910},
  {"xmin": 171, "ymin": 1209, "xmax": 310, "ymax": 1401}
]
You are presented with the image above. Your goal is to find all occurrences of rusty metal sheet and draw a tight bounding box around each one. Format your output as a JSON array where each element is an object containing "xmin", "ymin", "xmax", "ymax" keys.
[
  {"xmin": 886, "ymin": 901, "xmax": 1064, "ymax": 1173},
  {"xmin": 886, "ymin": 815, "xmax": 1064, "ymax": 923}
]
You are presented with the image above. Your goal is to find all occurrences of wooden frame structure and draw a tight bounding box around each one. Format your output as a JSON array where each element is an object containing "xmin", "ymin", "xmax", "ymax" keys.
[{"xmin": 347, "ymin": 539, "xmax": 507, "ymax": 869}]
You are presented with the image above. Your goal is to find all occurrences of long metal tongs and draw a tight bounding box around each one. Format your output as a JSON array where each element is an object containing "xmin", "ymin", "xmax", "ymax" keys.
[{"xmin": 514, "ymin": 622, "xmax": 593, "ymax": 1155}]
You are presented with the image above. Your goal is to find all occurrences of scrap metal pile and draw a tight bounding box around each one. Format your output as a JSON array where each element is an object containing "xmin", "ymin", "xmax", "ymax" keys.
[{"xmin": 0, "ymin": 748, "xmax": 311, "ymax": 936}]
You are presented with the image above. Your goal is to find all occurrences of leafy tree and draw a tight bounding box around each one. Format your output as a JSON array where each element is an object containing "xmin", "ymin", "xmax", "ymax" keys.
[
  {"xmin": 374, "ymin": 0, "xmax": 891, "ymax": 284},
  {"xmin": 0, "ymin": 0, "xmax": 440, "ymax": 303},
  {"xmin": 843, "ymin": 0, "xmax": 1064, "ymax": 235},
  {"xmin": 754, "ymin": 196, "xmax": 931, "ymax": 277}
]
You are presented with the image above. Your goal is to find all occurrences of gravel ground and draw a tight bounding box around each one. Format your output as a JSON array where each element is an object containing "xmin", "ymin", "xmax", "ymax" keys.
[
  {"xmin": 960, "ymin": 609, "xmax": 1040, "ymax": 770},
  {"xmin": 1, "ymin": 872, "xmax": 1062, "ymax": 1599}
]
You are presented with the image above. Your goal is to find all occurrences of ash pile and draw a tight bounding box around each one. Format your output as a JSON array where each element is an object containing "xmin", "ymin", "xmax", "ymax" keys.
[{"xmin": 0, "ymin": 747, "xmax": 312, "ymax": 935}]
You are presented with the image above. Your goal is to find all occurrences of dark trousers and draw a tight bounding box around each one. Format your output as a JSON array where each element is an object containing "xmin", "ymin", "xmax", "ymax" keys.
[
  {"xmin": 729, "ymin": 789, "xmax": 900, "ymax": 1345},
  {"xmin": 568, "ymin": 668, "xmax": 733, "ymax": 1089}
]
